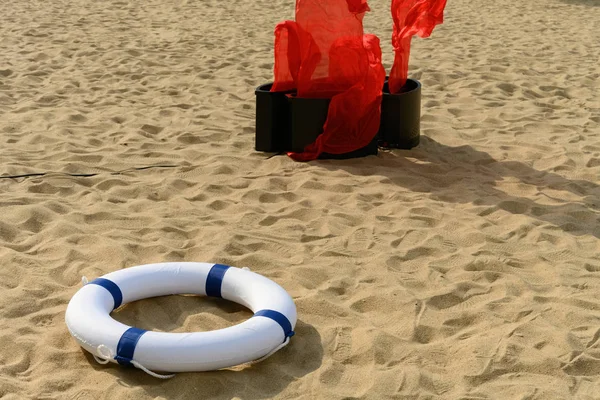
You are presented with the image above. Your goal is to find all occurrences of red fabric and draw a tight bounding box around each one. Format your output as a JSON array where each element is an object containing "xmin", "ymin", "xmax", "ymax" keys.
[
  {"xmin": 271, "ymin": 0, "xmax": 385, "ymax": 161},
  {"xmin": 389, "ymin": 0, "xmax": 447, "ymax": 94}
]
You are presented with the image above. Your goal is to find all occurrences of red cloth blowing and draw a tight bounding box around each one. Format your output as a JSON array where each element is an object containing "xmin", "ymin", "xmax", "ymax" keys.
[
  {"xmin": 389, "ymin": 0, "xmax": 447, "ymax": 94},
  {"xmin": 271, "ymin": 0, "xmax": 385, "ymax": 161}
]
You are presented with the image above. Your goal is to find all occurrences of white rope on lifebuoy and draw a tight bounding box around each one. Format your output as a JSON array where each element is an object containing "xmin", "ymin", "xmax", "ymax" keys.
[
  {"xmin": 247, "ymin": 335, "xmax": 292, "ymax": 365},
  {"xmin": 93, "ymin": 344, "xmax": 112, "ymax": 365},
  {"xmin": 131, "ymin": 360, "xmax": 176, "ymax": 379},
  {"xmin": 93, "ymin": 344, "xmax": 175, "ymax": 379}
]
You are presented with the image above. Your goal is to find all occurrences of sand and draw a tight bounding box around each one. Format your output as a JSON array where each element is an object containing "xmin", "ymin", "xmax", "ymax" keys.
[{"xmin": 1, "ymin": 0, "xmax": 600, "ymax": 398}]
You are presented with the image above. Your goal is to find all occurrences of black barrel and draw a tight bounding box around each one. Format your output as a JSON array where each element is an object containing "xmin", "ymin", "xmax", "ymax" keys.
[
  {"xmin": 288, "ymin": 95, "xmax": 378, "ymax": 159},
  {"xmin": 378, "ymin": 78, "xmax": 421, "ymax": 149},
  {"xmin": 255, "ymin": 83, "xmax": 378, "ymax": 158},
  {"xmin": 254, "ymin": 83, "xmax": 294, "ymax": 152}
]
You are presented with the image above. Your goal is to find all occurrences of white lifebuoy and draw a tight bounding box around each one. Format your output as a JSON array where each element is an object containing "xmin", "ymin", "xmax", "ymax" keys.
[{"xmin": 65, "ymin": 262, "xmax": 297, "ymax": 376}]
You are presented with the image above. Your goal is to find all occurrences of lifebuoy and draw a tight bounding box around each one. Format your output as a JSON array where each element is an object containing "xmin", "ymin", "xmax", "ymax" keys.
[{"xmin": 65, "ymin": 262, "xmax": 297, "ymax": 377}]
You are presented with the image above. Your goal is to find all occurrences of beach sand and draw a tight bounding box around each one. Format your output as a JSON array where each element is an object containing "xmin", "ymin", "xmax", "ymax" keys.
[{"xmin": 1, "ymin": 0, "xmax": 600, "ymax": 398}]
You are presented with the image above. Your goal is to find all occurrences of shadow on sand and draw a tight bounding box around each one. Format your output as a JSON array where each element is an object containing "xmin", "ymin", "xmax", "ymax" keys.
[
  {"xmin": 319, "ymin": 136, "xmax": 600, "ymax": 238},
  {"xmin": 559, "ymin": 0, "xmax": 600, "ymax": 7}
]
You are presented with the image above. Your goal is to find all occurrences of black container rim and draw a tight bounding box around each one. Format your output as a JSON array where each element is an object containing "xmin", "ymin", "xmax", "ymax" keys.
[
  {"xmin": 255, "ymin": 82, "xmax": 273, "ymax": 92},
  {"xmin": 255, "ymin": 82, "xmax": 297, "ymax": 95},
  {"xmin": 383, "ymin": 78, "xmax": 421, "ymax": 95},
  {"xmin": 257, "ymin": 79, "xmax": 421, "ymax": 96}
]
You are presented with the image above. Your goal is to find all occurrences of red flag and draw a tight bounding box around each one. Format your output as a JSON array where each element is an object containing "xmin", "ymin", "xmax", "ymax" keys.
[
  {"xmin": 271, "ymin": 0, "xmax": 385, "ymax": 161},
  {"xmin": 389, "ymin": 0, "xmax": 447, "ymax": 94}
]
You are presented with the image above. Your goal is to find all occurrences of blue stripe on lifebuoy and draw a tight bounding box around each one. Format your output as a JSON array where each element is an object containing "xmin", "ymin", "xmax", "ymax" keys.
[
  {"xmin": 89, "ymin": 278, "xmax": 123, "ymax": 310},
  {"xmin": 115, "ymin": 327, "xmax": 147, "ymax": 366},
  {"xmin": 205, "ymin": 264, "xmax": 230, "ymax": 298},
  {"xmin": 253, "ymin": 309, "xmax": 295, "ymax": 340}
]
